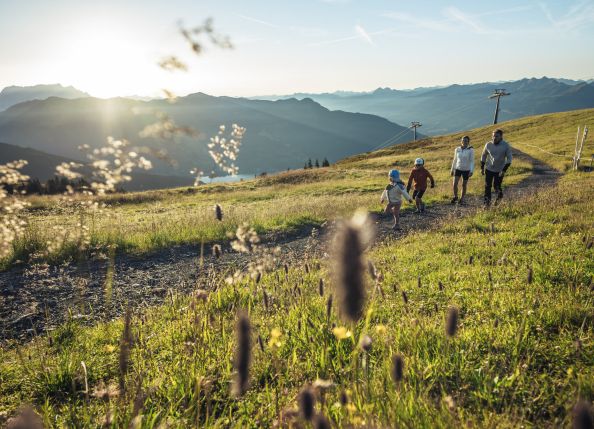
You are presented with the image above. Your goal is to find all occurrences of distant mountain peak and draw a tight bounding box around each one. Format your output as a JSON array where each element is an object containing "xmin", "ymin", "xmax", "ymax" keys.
[{"xmin": 0, "ymin": 84, "xmax": 89, "ymax": 111}]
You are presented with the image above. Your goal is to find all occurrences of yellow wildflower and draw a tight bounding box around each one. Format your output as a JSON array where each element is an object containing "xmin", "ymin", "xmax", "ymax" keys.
[{"xmin": 332, "ymin": 326, "xmax": 352, "ymax": 340}]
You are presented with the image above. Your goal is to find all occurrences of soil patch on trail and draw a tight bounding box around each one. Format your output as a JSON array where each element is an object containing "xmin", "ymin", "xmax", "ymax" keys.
[{"xmin": 0, "ymin": 150, "xmax": 560, "ymax": 343}]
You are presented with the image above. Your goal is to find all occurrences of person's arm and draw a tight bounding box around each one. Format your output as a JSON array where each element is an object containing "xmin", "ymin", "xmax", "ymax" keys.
[
  {"xmin": 407, "ymin": 173, "xmax": 413, "ymax": 193},
  {"xmin": 500, "ymin": 144, "xmax": 513, "ymax": 176},
  {"xmin": 469, "ymin": 148, "xmax": 475, "ymax": 175},
  {"xmin": 380, "ymin": 189, "xmax": 387, "ymax": 203},
  {"xmin": 401, "ymin": 186, "xmax": 413, "ymax": 203},
  {"xmin": 451, "ymin": 148, "xmax": 457, "ymax": 176},
  {"xmin": 428, "ymin": 170, "xmax": 435, "ymax": 188}
]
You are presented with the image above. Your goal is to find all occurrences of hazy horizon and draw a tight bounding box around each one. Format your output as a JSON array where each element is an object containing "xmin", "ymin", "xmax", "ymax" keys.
[
  {"xmin": 2, "ymin": 74, "xmax": 594, "ymax": 101},
  {"xmin": 1, "ymin": 0, "xmax": 593, "ymax": 98}
]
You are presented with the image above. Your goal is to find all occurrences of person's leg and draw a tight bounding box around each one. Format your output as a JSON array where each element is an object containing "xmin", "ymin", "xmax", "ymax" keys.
[
  {"xmin": 413, "ymin": 190, "xmax": 421, "ymax": 212},
  {"xmin": 452, "ymin": 175, "xmax": 460, "ymax": 202},
  {"xmin": 392, "ymin": 203, "xmax": 401, "ymax": 229},
  {"xmin": 417, "ymin": 189, "xmax": 426, "ymax": 212},
  {"xmin": 461, "ymin": 177, "xmax": 469, "ymax": 202},
  {"xmin": 484, "ymin": 170, "xmax": 494, "ymax": 205},
  {"xmin": 494, "ymin": 173, "xmax": 504, "ymax": 203}
]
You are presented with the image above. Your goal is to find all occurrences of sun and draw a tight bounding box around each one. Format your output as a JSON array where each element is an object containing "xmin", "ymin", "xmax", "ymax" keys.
[{"xmin": 56, "ymin": 19, "xmax": 163, "ymax": 98}]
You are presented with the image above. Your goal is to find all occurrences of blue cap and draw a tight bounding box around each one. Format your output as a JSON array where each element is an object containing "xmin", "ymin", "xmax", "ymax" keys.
[{"xmin": 389, "ymin": 169, "xmax": 400, "ymax": 180}]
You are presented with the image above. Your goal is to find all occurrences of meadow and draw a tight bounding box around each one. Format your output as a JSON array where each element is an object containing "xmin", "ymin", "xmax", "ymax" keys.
[
  {"xmin": 0, "ymin": 109, "xmax": 593, "ymax": 427},
  {"xmin": 1, "ymin": 172, "xmax": 592, "ymax": 428}
]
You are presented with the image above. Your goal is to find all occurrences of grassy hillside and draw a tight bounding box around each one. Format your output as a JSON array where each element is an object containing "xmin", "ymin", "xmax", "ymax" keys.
[
  {"xmin": 1, "ymin": 167, "xmax": 592, "ymax": 427},
  {"xmin": 5, "ymin": 108, "xmax": 593, "ymax": 270}
]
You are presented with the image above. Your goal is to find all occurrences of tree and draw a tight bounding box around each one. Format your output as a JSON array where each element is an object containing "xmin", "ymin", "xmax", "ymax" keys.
[
  {"xmin": 304, "ymin": 163, "xmax": 308, "ymax": 170},
  {"xmin": 322, "ymin": 158, "xmax": 330, "ymax": 167},
  {"xmin": 307, "ymin": 158, "xmax": 313, "ymax": 169},
  {"xmin": 315, "ymin": 159, "xmax": 320, "ymax": 168}
]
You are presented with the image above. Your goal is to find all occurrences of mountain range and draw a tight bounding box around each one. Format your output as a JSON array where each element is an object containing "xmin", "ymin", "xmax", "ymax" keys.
[
  {"xmin": 0, "ymin": 92, "xmax": 415, "ymax": 180},
  {"xmin": 255, "ymin": 77, "xmax": 594, "ymax": 135},
  {"xmin": 0, "ymin": 84, "xmax": 89, "ymax": 112},
  {"xmin": 2, "ymin": 76, "xmax": 593, "ymax": 189}
]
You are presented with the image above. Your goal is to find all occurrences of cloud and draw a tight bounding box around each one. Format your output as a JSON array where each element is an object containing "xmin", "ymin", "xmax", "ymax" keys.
[
  {"xmin": 236, "ymin": 14, "xmax": 280, "ymax": 29},
  {"xmin": 443, "ymin": 7, "xmax": 487, "ymax": 33},
  {"xmin": 310, "ymin": 28, "xmax": 397, "ymax": 46},
  {"xmin": 355, "ymin": 25, "xmax": 374, "ymax": 44},
  {"xmin": 538, "ymin": 1, "xmax": 594, "ymax": 32},
  {"xmin": 383, "ymin": 5, "xmax": 534, "ymax": 35}
]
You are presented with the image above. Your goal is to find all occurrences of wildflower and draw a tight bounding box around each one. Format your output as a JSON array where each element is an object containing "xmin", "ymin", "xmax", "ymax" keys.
[
  {"xmin": 318, "ymin": 278, "xmax": 324, "ymax": 296},
  {"xmin": 446, "ymin": 306, "xmax": 459, "ymax": 337},
  {"xmin": 268, "ymin": 328, "xmax": 283, "ymax": 349},
  {"xmin": 527, "ymin": 267, "xmax": 533, "ymax": 284},
  {"xmin": 444, "ymin": 395, "xmax": 456, "ymax": 411},
  {"xmin": 312, "ymin": 378, "xmax": 333, "ymax": 390},
  {"xmin": 359, "ymin": 334, "xmax": 372, "ymax": 352},
  {"xmin": 233, "ymin": 313, "xmax": 251, "ymax": 396},
  {"xmin": 374, "ymin": 324, "xmax": 387, "ymax": 335},
  {"xmin": 401, "ymin": 290, "xmax": 408, "ymax": 305},
  {"xmin": 438, "ymin": 281, "xmax": 444, "ymax": 291},
  {"xmin": 332, "ymin": 326, "xmax": 352, "ymax": 340},
  {"xmin": 326, "ymin": 294, "xmax": 333, "ymax": 321}
]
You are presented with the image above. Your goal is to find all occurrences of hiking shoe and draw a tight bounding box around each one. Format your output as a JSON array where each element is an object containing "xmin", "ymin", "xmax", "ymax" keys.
[
  {"xmin": 450, "ymin": 197, "xmax": 458, "ymax": 204},
  {"xmin": 392, "ymin": 224, "xmax": 401, "ymax": 231},
  {"xmin": 421, "ymin": 203, "xmax": 426, "ymax": 213},
  {"xmin": 415, "ymin": 209, "xmax": 422, "ymax": 214},
  {"xmin": 458, "ymin": 199, "xmax": 466, "ymax": 206}
]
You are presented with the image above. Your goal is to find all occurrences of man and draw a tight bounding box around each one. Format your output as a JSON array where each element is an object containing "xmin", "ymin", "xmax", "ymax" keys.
[
  {"xmin": 450, "ymin": 135, "xmax": 474, "ymax": 205},
  {"xmin": 481, "ymin": 129, "xmax": 512, "ymax": 206}
]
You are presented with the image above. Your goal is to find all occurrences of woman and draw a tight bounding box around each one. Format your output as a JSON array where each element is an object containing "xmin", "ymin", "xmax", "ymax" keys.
[{"xmin": 450, "ymin": 135, "xmax": 474, "ymax": 204}]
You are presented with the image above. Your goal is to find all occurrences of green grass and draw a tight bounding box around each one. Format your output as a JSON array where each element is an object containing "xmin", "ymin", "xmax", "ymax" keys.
[{"xmin": 1, "ymin": 172, "xmax": 592, "ymax": 427}]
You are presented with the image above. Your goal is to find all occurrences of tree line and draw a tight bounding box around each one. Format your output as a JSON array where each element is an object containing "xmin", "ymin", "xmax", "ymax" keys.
[
  {"xmin": 3, "ymin": 176, "xmax": 119, "ymax": 195},
  {"xmin": 304, "ymin": 158, "xmax": 330, "ymax": 169}
]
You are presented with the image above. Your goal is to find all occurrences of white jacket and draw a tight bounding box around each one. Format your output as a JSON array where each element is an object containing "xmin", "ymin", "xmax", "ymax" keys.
[
  {"xmin": 451, "ymin": 146, "xmax": 475, "ymax": 173},
  {"xmin": 381, "ymin": 183, "xmax": 412, "ymax": 204}
]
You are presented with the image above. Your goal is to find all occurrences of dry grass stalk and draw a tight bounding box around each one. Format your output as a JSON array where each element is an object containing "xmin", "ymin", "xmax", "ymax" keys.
[
  {"xmin": 446, "ymin": 306, "xmax": 459, "ymax": 338},
  {"xmin": 392, "ymin": 354, "xmax": 404, "ymax": 383},
  {"xmin": 233, "ymin": 313, "xmax": 251, "ymax": 396},
  {"xmin": 119, "ymin": 308, "xmax": 133, "ymax": 392},
  {"xmin": 334, "ymin": 217, "xmax": 368, "ymax": 322},
  {"xmin": 298, "ymin": 386, "xmax": 316, "ymax": 421}
]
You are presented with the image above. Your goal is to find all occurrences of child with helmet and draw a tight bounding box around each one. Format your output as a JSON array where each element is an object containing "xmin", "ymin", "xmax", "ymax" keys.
[
  {"xmin": 406, "ymin": 158, "xmax": 435, "ymax": 213},
  {"xmin": 380, "ymin": 169, "xmax": 413, "ymax": 230}
]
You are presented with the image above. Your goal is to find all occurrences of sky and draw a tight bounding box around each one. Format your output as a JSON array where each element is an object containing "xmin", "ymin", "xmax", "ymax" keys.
[{"xmin": 1, "ymin": 0, "xmax": 593, "ymax": 98}]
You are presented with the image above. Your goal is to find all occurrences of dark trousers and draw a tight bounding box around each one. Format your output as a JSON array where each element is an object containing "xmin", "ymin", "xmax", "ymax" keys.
[{"xmin": 484, "ymin": 170, "xmax": 503, "ymax": 204}]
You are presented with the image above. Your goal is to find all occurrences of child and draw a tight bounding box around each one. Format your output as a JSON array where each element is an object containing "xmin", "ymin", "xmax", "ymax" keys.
[
  {"xmin": 406, "ymin": 158, "xmax": 435, "ymax": 213},
  {"xmin": 381, "ymin": 169, "xmax": 413, "ymax": 230}
]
